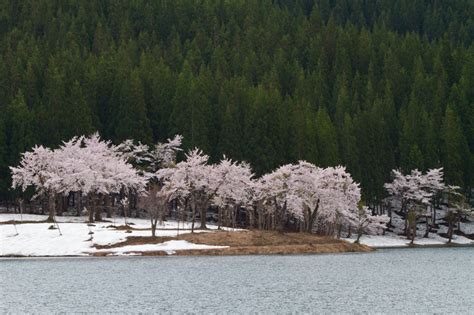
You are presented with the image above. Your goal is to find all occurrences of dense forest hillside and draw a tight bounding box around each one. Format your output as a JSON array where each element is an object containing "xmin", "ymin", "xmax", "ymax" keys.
[{"xmin": 0, "ymin": 0, "xmax": 473, "ymax": 203}]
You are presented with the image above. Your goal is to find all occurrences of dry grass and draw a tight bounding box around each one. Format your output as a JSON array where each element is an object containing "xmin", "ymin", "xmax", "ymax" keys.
[{"xmin": 94, "ymin": 229, "xmax": 372, "ymax": 256}]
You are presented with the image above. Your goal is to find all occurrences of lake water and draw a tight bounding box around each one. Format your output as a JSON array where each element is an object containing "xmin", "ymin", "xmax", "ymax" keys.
[{"xmin": 1, "ymin": 248, "xmax": 473, "ymax": 313}]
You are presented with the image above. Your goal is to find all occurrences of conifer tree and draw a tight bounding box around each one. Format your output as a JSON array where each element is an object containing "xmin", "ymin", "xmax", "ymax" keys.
[
  {"xmin": 114, "ymin": 69, "xmax": 152, "ymax": 143},
  {"xmin": 65, "ymin": 81, "xmax": 94, "ymax": 138},
  {"xmin": 6, "ymin": 90, "xmax": 35, "ymax": 164},
  {"xmin": 441, "ymin": 105, "xmax": 469, "ymax": 186},
  {"xmin": 0, "ymin": 118, "xmax": 8, "ymax": 199},
  {"xmin": 315, "ymin": 107, "xmax": 339, "ymax": 167}
]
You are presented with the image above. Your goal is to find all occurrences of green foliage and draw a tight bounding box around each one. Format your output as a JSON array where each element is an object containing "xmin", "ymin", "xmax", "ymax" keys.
[
  {"xmin": 441, "ymin": 105, "xmax": 470, "ymax": 187},
  {"xmin": 1, "ymin": 0, "xmax": 474, "ymax": 201},
  {"xmin": 315, "ymin": 107, "xmax": 340, "ymax": 167}
]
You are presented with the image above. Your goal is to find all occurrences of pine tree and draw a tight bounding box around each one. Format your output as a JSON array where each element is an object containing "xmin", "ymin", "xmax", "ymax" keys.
[
  {"xmin": 334, "ymin": 73, "xmax": 350, "ymax": 127},
  {"xmin": 244, "ymin": 86, "xmax": 283, "ymax": 175},
  {"xmin": 340, "ymin": 113, "xmax": 360, "ymax": 181},
  {"xmin": 144, "ymin": 58, "xmax": 176, "ymax": 142},
  {"xmin": 357, "ymin": 99, "xmax": 395, "ymax": 203},
  {"xmin": 0, "ymin": 118, "xmax": 9, "ymax": 200},
  {"xmin": 288, "ymin": 99, "xmax": 318, "ymax": 164},
  {"xmin": 315, "ymin": 107, "xmax": 339, "ymax": 167},
  {"xmin": 114, "ymin": 69, "xmax": 152, "ymax": 143},
  {"xmin": 38, "ymin": 59, "xmax": 67, "ymax": 146},
  {"xmin": 407, "ymin": 144, "xmax": 424, "ymax": 171},
  {"xmin": 65, "ymin": 81, "xmax": 94, "ymax": 138},
  {"xmin": 6, "ymin": 90, "xmax": 35, "ymax": 164},
  {"xmin": 188, "ymin": 65, "xmax": 213, "ymax": 154},
  {"xmin": 217, "ymin": 78, "xmax": 250, "ymax": 162},
  {"xmin": 441, "ymin": 105, "xmax": 469, "ymax": 186}
]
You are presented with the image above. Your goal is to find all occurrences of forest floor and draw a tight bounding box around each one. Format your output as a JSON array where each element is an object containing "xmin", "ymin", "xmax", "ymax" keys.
[{"xmin": 1, "ymin": 212, "xmax": 472, "ymax": 257}]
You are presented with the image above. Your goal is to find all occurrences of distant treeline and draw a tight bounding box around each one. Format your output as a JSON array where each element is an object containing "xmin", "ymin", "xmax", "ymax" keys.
[{"xmin": 0, "ymin": 0, "xmax": 473, "ymax": 204}]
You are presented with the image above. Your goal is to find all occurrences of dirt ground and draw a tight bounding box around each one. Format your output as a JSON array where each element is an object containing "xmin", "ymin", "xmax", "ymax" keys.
[{"xmin": 94, "ymin": 229, "xmax": 372, "ymax": 256}]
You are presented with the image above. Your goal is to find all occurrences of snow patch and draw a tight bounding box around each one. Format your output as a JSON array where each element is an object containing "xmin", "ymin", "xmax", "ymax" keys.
[
  {"xmin": 345, "ymin": 232, "xmax": 474, "ymax": 248},
  {"xmin": 96, "ymin": 240, "xmax": 228, "ymax": 255},
  {"xmin": 0, "ymin": 214, "xmax": 229, "ymax": 257}
]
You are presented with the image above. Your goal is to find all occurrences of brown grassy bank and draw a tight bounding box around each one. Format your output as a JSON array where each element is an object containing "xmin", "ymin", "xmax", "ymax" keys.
[{"xmin": 93, "ymin": 230, "xmax": 372, "ymax": 256}]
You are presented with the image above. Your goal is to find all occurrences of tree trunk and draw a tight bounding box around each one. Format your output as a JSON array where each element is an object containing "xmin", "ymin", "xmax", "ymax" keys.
[
  {"xmin": 76, "ymin": 193, "xmax": 82, "ymax": 216},
  {"xmin": 402, "ymin": 202, "xmax": 409, "ymax": 235},
  {"xmin": 47, "ymin": 193, "xmax": 56, "ymax": 222},
  {"xmin": 191, "ymin": 197, "xmax": 196, "ymax": 233},
  {"xmin": 447, "ymin": 221, "xmax": 454, "ymax": 243},
  {"xmin": 88, "ymin": 194, "xmax": 95, "ymax": 223},
  {"xmin": 407, "ymin": 210, "xmax": 416, "ymax": 242},
  {"xmin": 94, "ymin": 195, "xmax": 102, "ymax": 222},
  {"xmin": 306, "ymin": 200, "xmax": 319, "ymax": 233},
  {"xmin": 355, "ymin": 230, "xmax": 362, "ymax": 243},
  {"xmin": 408, "ymin": 213, "xmax": 416, "ymax": 245},
  {"xmin": 404, "ymin": 215, "xmax": 408, "ymax": 236},
  {"xmin": 247, "ymin": 208, "xmax": 254, "ymax": 228},
  {"xmin": 104, "ymin": 195, "xmax": 112, "ymax": 218},
  {"xmin": 200, "ymin": 208, "xmax": 207, "ymax": 229},
  {"xmin": 56, "ymin": 196, "xmax": 64, "ymax": 217},
  {"xmin": 388, "ymin": 207, "xmax": 392, "ymax": 227},
  {"xmin": 217, "ymin": 207, "xmax": 222, "ymax": 229},
  {"xmin": 151, "ymin": 220, "xmax": 157, "ymax": 237},
  {"xmin": 232, "ymin": 206, "xmax": 237, "ymax": 229},
  {"xmin": 199, "ymin": 201, "xmax": 207, "ymax": 229},
  {"xmin": 423, "ymin": 216, "xmax": 431, "ymax": 238}
]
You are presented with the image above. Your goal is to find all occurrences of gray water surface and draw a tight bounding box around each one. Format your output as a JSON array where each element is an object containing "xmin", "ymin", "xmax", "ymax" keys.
[{"xmin": 1, "ymin": 248, "xmax": 473, "ymax": 314}]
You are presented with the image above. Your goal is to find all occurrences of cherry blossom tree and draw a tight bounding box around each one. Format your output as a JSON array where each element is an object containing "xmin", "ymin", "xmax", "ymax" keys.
[
  {"xmin": 283, "ymin": 161, "xmax": 321, "ymax": 232},
  {"xmin": 385, "ymin": 169, "xmax": 430, "ymax": 235},
  {"xmin": 352, "ymin": 205, "xmax": 389, "ymax": 243},
  {"xmin": 422, "ymin": 168, "xmax": 446, "ymax": 227},
  {"xmin": 116, "ymin": 134, "xmax": 182, "ymax": 175},
  {"xmin": 257, "ymin": 163, "xmax": 295, "ymax": 231},
  {"xmin": 213, "ymin": 157, "xmax": 254, "ymax": 228},
  {"xmin": 316, "ymin": 166, "xmax": 361, "ymax": 237},
  {"xmin": 385, "ymin": 168, "xmax": 448, "ymax": 239},
  {"xmin": 10, "ymin": 145, "xmax": 59, "ymax": 222},
  {"xmin": 443, "ymin": 186, "xmax": 473, "ymax": 243},
  {"xmin": 11, "ymin": 133, "xmax": 147, "ymax": 223},
  {"xmin": 150, "ymin": 135, "xmax": 183, "ymax": 170},
  {"xmin": 12, "ymin": 132, "xmax": 397, "ymax": 239},
  {"xmin": 255, "ymin": 161, "xmax": 362, "ymax": 235},
  {"xmin": 118, "ymin": 135, "xmax": 182, "ymax": 224},
  {"xmin": 71, "ymin": 133, "xmax": 147, "ymax": 222},
  {"xmin": 138, "ymin": 184, "xmax": 171, "ymax": 237},
  {"xmin": 157, "ymin": 148, "xmax": 218, "ymax": 231}
]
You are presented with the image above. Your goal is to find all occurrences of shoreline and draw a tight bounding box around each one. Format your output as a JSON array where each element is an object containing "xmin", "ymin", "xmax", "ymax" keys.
[
  {"xmin": 1, "ymin": 214, "xmax": 472, "ymax": 258},
  {"xmin": 371, "ymin": 242, "xmax": 474, "ymax": 249},
  {"xmin": 2, "ymin": 233, "xmax": 472, "ymax": 258},
  {"xmin": 1, "ymin": 244, "xmax": 472, "ymax": 258}
]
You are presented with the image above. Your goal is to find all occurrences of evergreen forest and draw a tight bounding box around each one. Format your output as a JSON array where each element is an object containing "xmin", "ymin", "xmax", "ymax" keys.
[{"xmin": 1, "ymin": 0, "xmax": 473, "ymax": 205}]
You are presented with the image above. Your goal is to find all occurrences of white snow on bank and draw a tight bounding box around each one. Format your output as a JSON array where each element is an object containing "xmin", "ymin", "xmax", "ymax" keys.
[
  {"xmin": 1, "ymin": 213, "xmax": 471, "ymax": 256},
  {"xmin": 1, "ymin": 223, "xmax": 93, "ymax": 256},
  {"xmin": 0, "ymin": 213, "xmax": 242, "ymax": 231},
  {"xmin": 344, "ymin": 208, "xmax": 474, "ymax": 248},
  {"xmin": 96, "ymin": 240, "xmax": 228, "ymax": 255},
  {"xmin": 0, "ymin": 214, "xmax": 228, "ymax": 256},
  {"xmin": 345, "ymin": 232, "xmax": 474, "ymax": 248}
]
